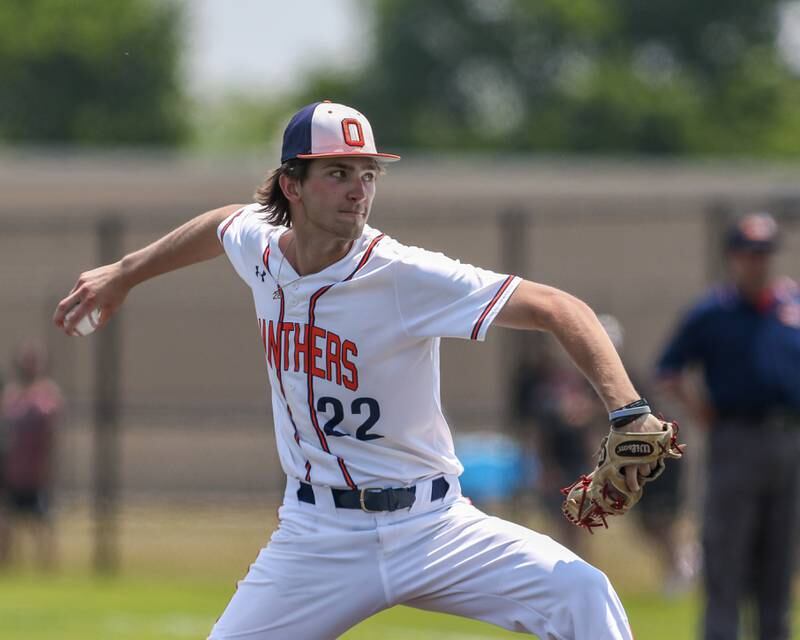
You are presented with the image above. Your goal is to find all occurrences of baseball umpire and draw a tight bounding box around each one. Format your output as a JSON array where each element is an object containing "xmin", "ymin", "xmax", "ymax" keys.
[
  {"xmin": 657, "ymin": 212, "xmax": 800, "ymax": 640},
  {"xmin": 55, "ymin": 101, "xmax": 678, "ymax": 640}
]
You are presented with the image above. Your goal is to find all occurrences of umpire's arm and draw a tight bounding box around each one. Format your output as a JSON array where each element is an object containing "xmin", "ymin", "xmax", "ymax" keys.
[{"xmin": 53, "ymin": 204, "xmax": 243, "ymax": 335}]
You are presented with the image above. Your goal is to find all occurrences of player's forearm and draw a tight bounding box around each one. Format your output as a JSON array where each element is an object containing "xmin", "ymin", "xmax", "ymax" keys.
[
  {"xmin": 498, "ymin": 281, "xmax": 639, "ymax": 411},
  {"xmin": 120, "ymin": 204, "xmax": 240, "ymax": 288},
  {"xmin": 55, "ymin": 204, "xmax": 244, "ymax": 333},
  {"xmin": 547, "ymin": 297, "xmax": 638, "ymax": 412}
]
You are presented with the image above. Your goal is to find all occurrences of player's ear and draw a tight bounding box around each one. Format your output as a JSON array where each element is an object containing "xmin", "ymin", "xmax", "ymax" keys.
[{"xmin": 279, "ymin": 173, "xmax": 302, "ymax": 203}]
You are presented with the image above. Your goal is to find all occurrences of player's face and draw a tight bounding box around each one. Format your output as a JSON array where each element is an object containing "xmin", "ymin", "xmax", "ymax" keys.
[{"xmin": 294, "ymin": 158, "xmax": 378, "ymax": 241}]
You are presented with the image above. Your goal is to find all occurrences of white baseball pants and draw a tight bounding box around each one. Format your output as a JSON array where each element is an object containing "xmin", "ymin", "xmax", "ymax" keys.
[{"xmin": 208, "ymin": 476, "xmax": 633, "ymax": 640}]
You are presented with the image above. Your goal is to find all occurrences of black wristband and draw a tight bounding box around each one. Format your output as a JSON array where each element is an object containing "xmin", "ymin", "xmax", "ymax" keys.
[{"xmin": 609, "ymin": 397, "xmax": 651, "ymax": 429}]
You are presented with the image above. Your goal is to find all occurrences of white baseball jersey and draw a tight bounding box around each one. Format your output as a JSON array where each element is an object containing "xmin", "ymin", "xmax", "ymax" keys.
[{"xmin": 218, "ymin": 204, "xmax": 521, "ymax": 489}]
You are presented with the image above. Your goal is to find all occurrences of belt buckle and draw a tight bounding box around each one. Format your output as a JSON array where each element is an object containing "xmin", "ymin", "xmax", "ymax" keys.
[{"xmin": 359, "ymin": 488, "xmax": 383, "ymax": 512}]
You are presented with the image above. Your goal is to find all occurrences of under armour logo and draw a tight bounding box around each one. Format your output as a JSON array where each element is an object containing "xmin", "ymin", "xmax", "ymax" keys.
[{"xmin": 255, "ymin": 265, "xmax": 267, "ymax": 282}]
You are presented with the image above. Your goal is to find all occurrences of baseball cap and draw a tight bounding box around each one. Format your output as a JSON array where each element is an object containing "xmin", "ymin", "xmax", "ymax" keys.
[
  {"xmin": 725, "ymin": 212, "xmax": 779, "ymax": 253},
  {"xmin": 281, "ymin": 101, "xmax": 401, "ymax": 164}
]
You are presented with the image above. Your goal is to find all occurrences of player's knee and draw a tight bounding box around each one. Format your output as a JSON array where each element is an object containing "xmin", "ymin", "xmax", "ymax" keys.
[
  {"xmin": 546, "ymin": 560, "xmax": 628, "ymax": 638},
  {"xmin": 580, "ymin": 565, "xmax": 616, "ymax": 604},
  {"xmin": 551, "ymin": 558, "xmax": 615, "ymax": 607}
]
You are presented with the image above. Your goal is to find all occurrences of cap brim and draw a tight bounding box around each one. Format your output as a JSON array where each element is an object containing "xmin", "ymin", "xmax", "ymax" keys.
[{"xmin": 296, "ymin": 151, "xmax": 401, "ymax": 163}]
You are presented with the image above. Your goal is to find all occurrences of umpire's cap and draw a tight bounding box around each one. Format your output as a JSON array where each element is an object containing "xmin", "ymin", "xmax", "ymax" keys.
[
  {"xmin": 725, "ymin": 212, "xmax": 779, "ymax": 253},
  {"xmin": 281, "ymin": 101, "xmax": 400, "ymax": 164}
]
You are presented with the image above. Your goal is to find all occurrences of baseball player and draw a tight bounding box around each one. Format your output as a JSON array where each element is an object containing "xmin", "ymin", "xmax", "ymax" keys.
[{"xmin": 54, "ymin": 101, "xmax": 665, "ymax": 640}]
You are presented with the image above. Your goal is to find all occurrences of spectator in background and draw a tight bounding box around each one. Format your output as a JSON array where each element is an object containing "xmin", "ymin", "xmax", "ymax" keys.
[
  {"xmin": 597, "ymin": 314, "xmax": 696, "ymax": 596},
  {"xmin": 657, "ymin": 213, "xmax": 800, "ymax": 640},
  {"xmin": 0, "ymin": 341, "xmax": 63, "ymax": 570},
  {"xmin": 514, "ymin": 317, "xmax": 694, "ymax": 579},
  {"xmin": 512, "ymin": 338, "xmax": 601, "ymax": 553}
]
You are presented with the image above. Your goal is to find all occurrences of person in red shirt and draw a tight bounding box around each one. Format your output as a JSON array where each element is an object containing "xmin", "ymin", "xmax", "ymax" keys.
[{"xmin": 0, "ymin": 341, "xmax": 63, "ymax": 569}]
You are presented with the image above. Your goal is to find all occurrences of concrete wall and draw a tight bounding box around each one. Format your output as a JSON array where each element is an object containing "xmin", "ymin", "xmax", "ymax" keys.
[{"xmin": 1, "ymin": 152, "xmax": 798, "ymax": 497}]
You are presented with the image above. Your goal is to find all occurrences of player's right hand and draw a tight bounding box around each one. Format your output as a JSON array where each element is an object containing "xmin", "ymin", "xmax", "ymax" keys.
[{"xmin": 53, "ymin": 262, "xmax": 131, "ymax": 335}]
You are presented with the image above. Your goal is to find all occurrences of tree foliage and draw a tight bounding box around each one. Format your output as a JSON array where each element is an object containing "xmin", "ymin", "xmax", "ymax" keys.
[
  {"xmin": 0, "ymin": 0, "xmax": 185, "ymax": 145},
  {"xmin": 298, "ymin": 0, "xmax": 800, "ymax": 156}
]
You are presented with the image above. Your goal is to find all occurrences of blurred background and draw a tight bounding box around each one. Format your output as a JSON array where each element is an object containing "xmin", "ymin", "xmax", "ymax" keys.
[{"xmin": 1, "ymin": 1, "xmax": 799, "ymax": 638}]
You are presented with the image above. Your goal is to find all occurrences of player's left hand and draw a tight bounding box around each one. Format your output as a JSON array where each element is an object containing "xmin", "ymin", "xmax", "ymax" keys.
[{"xmin": 560, "ymin": 415, "xmax": 685, "ymax": 531}]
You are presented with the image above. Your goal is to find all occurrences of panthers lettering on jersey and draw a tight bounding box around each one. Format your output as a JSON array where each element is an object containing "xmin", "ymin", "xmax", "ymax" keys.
[
  {"xmin": 218, "ymin": 204, "xmax": 520, "ymax": 488},
  {"xmin": 264, "ymin": 321, "xmax": 359, "ymax": 391}
]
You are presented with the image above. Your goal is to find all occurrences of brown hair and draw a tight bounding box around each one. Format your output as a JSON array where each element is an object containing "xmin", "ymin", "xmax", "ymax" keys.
[{"xmin": 254, "ymin": 159, "xmax": 311, "ymax": 227}]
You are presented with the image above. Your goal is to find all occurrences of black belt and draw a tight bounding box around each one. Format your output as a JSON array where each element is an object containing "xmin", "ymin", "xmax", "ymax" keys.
[{"xmin": 297, "ymin": 477, "xmax": 450, "ymax": 512}]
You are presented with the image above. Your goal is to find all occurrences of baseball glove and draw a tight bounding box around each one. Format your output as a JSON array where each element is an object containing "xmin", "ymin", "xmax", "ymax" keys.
[{"xmin": 561, "ymin": 420, "xmax": 683, "ymax": 532}]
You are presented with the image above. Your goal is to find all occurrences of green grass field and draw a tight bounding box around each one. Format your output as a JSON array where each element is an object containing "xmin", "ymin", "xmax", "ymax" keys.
[
  {"xmin": 0, "ymin": 574, "xmax": 704, "ymax": 639},
  {"xmin": 0, "ymin": 500, "xmax": 797, "ymax": 639}
]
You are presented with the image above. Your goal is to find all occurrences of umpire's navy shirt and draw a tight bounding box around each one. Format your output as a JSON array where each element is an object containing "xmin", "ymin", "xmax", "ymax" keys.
[{"xmin": 657, "ymin": 279, "xmax": 800, "ymax": 420}]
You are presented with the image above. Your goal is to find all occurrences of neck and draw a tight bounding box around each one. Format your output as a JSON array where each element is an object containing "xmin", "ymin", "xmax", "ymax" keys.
[{"xmin": 282, "ymin": 229, "xmax": 354, "ymax": 276}]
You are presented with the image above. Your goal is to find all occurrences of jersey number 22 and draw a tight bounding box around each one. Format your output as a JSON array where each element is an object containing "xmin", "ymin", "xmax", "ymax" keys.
[{"xmin": 317, "ymin": 396, "xmax": 383, "ymax": 441}]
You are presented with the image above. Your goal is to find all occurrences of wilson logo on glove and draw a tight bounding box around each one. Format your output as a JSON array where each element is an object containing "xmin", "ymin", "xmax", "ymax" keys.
[
  {"xmin": 614, "ymin": 442, "xmax": 654, "ymax": 457},
  {"xmin": 561, "ymin": 421, "xmax": 684, "ymax": 532}
]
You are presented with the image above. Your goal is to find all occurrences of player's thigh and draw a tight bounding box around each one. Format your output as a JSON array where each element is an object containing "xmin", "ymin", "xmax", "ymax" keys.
[
  {"xmin": 209, "ymin": 511, "xmax": 387, "ymax": 640},
  {"xmin": 397, "ymin": 499, "xmax": 631, "ymax": 639}
]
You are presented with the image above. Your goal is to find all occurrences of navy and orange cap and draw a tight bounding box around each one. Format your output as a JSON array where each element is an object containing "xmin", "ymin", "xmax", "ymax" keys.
[
  {"xmin": 725, "ymin": 212, "xmax": 779, "ymax": 253},
  {"xmin": 281, "ymin": 101, "xmax": 401, "ymax": 164}
]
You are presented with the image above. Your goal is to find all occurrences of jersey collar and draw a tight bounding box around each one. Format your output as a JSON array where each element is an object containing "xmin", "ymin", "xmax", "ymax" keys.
[{"xmin": 269, "ymin": 225, "xmax": 380, "ymax": 287}]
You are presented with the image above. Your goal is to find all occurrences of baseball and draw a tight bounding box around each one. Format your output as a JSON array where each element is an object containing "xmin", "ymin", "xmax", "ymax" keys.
[{"xmin": 65, "ymin": 306, "xmax": 101, "ymax": 337}]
